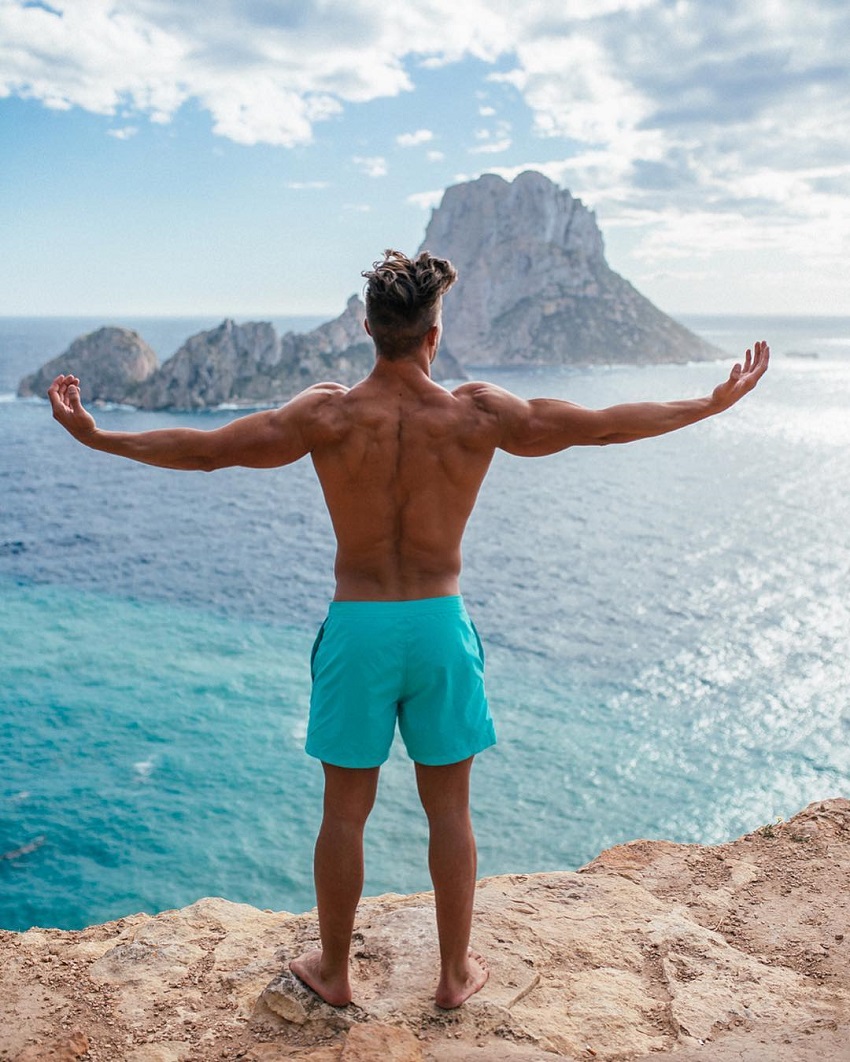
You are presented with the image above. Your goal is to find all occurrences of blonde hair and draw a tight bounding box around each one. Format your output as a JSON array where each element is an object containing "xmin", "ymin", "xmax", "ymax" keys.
[{"xmin": 362, "ymin": 249, "xmax": 457, "ymax": 359}]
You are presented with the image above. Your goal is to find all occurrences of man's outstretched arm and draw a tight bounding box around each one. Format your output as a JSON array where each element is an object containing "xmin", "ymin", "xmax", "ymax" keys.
[
  {"xmin": 474, "ymin": 342, "xmax": 769, "ymax": 457},
  {"xmin": 47, "ymin": 374, "xmax": 344, "ymax": 470}
]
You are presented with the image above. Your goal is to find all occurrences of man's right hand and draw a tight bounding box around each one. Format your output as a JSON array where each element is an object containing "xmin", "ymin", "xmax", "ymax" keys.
[
  {"xmin": 44, "ymin": 374, "xmax": 332, "ymax": 470},
  {"xmin": 48, "ymin": 374, "xmax": 98, "ymax": 441}
]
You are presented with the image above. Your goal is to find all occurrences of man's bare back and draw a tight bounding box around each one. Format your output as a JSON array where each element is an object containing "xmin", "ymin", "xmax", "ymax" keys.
[{"xmin": 305, "ymin": 362, "xmax": 500, "ymax": 601}]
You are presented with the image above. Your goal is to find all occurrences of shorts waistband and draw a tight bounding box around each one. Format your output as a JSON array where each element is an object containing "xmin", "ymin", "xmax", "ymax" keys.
[{"xmin": 328, "ymin": 595, "xmax": 466, "ymax": 618}]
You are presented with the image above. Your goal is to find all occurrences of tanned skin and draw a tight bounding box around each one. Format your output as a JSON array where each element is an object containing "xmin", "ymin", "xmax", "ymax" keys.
[{"xmin": 49, "ymin": 320, "xmax": 769, "ymax": 1009}]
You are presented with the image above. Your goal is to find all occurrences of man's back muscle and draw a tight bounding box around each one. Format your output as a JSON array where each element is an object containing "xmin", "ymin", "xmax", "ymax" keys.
[{"xmin": 306, "ymin": 369, "xmax": 499, "ymax": 601}]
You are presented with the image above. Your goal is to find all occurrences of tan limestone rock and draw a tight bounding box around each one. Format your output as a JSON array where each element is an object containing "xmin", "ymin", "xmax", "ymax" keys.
[
  {"xmin": 12, "ymin": 1029, "xmax": 89, "ymax": 1062},
  {"xmin": 121, "ymin": 1043, "xmax": 189, "ymax": 1062},
  {"xmin": 17, "ymin": 327, "xmax": 158, "ymax": 403},
  {"xmin": 419, "ymin": 170, "xmax": 722, "ymax": 369},
  {"xmin": 340, "ymin": 1022, "xmax": 423, "ymax": 1061},
  {"xmin": 1, "ymin": 799, "xmax": 849, "ymax": 1062}
]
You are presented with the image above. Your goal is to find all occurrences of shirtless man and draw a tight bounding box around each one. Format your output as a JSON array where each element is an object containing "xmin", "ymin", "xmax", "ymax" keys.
[{"xmin": 48, "ymin": 249, "xmax": 769, "ymax": 1010}]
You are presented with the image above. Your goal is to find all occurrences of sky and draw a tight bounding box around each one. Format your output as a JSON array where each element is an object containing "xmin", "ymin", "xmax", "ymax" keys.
[{"xmin": 1, "ymin": 0, "xmax": 849, "ymax": 318}]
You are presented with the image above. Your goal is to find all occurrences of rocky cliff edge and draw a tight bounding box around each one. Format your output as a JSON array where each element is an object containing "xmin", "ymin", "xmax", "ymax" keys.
[{"xmin": 2, "ymin": 799, "xmax": 848, "ymax": 1062}]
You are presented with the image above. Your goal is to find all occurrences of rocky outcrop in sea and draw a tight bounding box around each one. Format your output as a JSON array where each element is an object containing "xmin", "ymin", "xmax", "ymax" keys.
[
  {"xmin": 131, "ymin": 296, "xmax": 381, "ymax": 411},
  {"xmin": 419, "ymin": 170, "xmax": 720, "ymax": 368},
  {"xmin": 2, "ymin": 799, "xmax": 848, "ymax": 1061},
  {"xmin": 19, "ymin": 171, "xmax": 722, "ymax": 410},
  {"xmin": 17, "ymin": 327, "xmax": 158, "ymax": 405},
  {"xmin": 16, "ymin": 297, "xmax": 466, "ymax": 411}
]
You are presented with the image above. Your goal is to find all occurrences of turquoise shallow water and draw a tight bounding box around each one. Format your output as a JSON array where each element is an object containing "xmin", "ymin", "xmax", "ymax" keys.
[
  {"xmin": 1, "ymin": 582, "xmax": 320, "ymax": 927},
  {"xmin": 2, "ymin": 314, "xmax": 849, "ymax": 930}
]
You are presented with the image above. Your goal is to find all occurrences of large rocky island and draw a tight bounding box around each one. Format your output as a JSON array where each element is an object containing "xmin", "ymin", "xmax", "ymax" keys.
[
  {"xmin": 417, "ymin": 171, "xmax": 719, "ymax": 370},
  {"xmin": 18, "ymin": 173, "xmax": 721, "ymax": 411},
  {"xmin": 1, "ymin": 800, "xmax": 848, "ymax": 1061}
]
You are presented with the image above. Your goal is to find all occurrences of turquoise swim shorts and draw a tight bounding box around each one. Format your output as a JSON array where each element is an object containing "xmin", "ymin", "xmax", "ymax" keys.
[{"xmin": 306, "ymin": 595, "xmax": 496, "ymax": 768}]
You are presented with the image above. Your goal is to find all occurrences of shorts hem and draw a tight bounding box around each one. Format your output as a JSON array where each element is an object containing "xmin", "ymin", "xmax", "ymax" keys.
[
  {"xmin": 406, "ymin": 734, "xmax": 497, "ymax": 767},
  {"xmin": 305, "ymin": 744, "xmax": 390, "ymax": 769}
]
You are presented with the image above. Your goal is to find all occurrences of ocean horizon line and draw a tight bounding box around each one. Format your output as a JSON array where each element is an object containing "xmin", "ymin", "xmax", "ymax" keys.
[{"xmin": 4, "ymin": 310, "xmax": 850, "ymax": 321}]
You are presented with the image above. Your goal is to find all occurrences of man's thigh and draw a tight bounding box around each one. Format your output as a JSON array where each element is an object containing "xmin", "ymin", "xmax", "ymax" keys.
[
  {"xmin": 306, "ymin": 609, "xmax": 402, "ymax": 768},
  {"xmin": 398, "ymin": 610, "xmax": 495, "ymax": 766}
]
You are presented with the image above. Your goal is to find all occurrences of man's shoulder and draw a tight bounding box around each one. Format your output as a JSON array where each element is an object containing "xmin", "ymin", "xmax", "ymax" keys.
[
  {"xmin": 300, "ymin": 381, "xmax": 350, "ymax": 399},
  {"xmin": 281, "ymin": 381, "xmax": 349, "ymax": 413},
  {"xmin": 269, "ymin": 382, "xmax": 351, "ymax": 444},
  {"xmin": 451, "ymin": 380, "xmax": 523, "ymax": 413}
]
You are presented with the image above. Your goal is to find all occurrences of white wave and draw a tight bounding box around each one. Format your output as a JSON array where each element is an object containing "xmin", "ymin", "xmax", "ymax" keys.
[
  {"xmin": 133, "ymin": 758, "xmax": 155, "ymax": 779},
  {"xmin": 2, "ymin": 392, "xmax": 50, "ymax": 404},
  {"xmin": 213, "ymin": 400, "xmax": 275, "ymax": 412}
]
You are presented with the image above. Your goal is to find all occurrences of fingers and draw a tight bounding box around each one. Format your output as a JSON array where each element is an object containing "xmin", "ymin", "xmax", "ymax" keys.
[
  {"xmin": 751, "ymin": 340, "xmax": 770, "ymax": 377},
  {"xmin": 739, "ymin": 341, "xmax": 770, "ymax": 380},
  {"xmin": 47, "ymin": 374, "xmax": 81, "ymax": 399},
  {"xmin": 47, "ymin": 374, "xmax": 83, "ymax": 418},
  {"xmin": 48, "ymin": 375, "xmax": 70, "ymax": 413}
]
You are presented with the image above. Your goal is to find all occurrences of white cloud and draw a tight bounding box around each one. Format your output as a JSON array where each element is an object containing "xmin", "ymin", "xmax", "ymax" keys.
[
  {"xmin": 0, "ymin": 0, "xmax": 414, "ymax": 145},
  {"xmin": 3, "ymin": 0, "xmax": 850, "ymax": 307},
  {"xmin": 469, "ymin": 118, "xmax": 512, "ymax": 154},
  {"xmin": 107, "ymin": 125, "xmax": 138, "ymax": 140},
  {"xmin": 285, "ymin": 181, "xmax": 331, "ymax": 190},
  {"xmin": 0, "ymin": 1, "xmax": 660, "ymax": 149},
  {"xmin": 352, "ymin": 155, "xmax": 388, "ymax": 177},
  {"xmin": 469, "ymin": 137, "xmax": 512, "ymax": 155},
  {"xmin": 499, "ymin": 35, "xmax": 651, "ymax": 144},
  {"xmin": 427, "ymin": 149, "xmax": 445, "ymax": 162},
  {"xmin": 407, "ymin": 189, "xmax": 444, "ymax": 210},
  {"xmin": 3, "ymin": 2, "xmax": 847, "ymax": 175},
  {"xmin": 396, "ymin": 128, "xmax": 434, "ymax": 147}
]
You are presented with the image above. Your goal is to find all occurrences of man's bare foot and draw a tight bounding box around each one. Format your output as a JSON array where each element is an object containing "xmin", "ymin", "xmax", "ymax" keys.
[
  {"xmin": 435, "ymin": 949, "xmax": 489, "ymax": 1009},
  {"xmin": 289, "ymin": 949, "xmax": 352, "ymax": 1007}
]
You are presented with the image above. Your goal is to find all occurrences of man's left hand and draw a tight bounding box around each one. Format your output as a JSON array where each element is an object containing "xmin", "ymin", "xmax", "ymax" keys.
[{"xmin": 712, "ymin": 340, "xmax": 770, "ymax": 411}]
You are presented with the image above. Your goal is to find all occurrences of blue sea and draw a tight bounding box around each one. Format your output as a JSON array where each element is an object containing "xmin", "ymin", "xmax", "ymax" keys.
[{"xmin": 2, "ymin": 314, "xmax": 849, "ymax": 932}]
